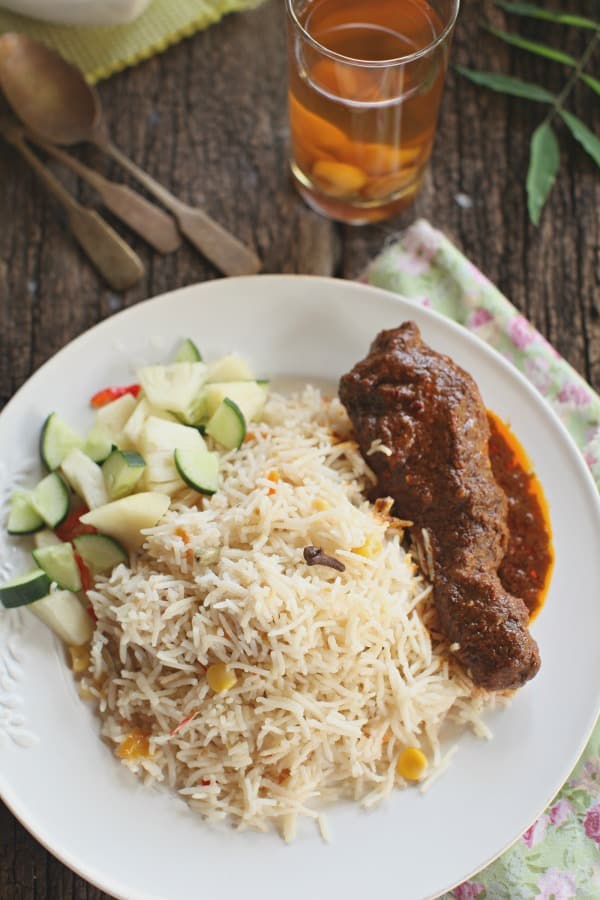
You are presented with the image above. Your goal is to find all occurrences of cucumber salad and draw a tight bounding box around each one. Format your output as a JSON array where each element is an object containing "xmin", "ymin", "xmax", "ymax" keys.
[{"xmin": 0, "ymin": 339, "xmax": 268, "ymax": 649}]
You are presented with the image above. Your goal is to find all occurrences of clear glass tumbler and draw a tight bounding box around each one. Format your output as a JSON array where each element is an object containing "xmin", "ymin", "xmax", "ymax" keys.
[{"xmin": 286, "ymin": 0, "xmax": 460, "ymax": 224}]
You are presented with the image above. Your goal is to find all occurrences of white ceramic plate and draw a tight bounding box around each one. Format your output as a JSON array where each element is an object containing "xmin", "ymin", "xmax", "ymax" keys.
[{"xmin": 0, "ymin": 276, "xmax": 599, "ymax": 900}]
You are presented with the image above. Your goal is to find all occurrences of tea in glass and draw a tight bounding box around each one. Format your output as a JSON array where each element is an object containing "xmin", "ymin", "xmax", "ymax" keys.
[{"xmin": 286, "ymin": 0, "xmax": 460, "ymax": 224}]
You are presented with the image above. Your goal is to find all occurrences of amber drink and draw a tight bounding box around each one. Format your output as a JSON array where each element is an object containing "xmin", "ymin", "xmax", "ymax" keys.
[{"xmin": 286, "ymin": 0, "xmax": 459, "ymax": 223}]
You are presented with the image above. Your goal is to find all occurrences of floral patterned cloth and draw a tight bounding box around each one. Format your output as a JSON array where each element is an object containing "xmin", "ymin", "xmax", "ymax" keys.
[{"xmin": 364, "ymin": 219, "xmax": 600, "ymax": 900}]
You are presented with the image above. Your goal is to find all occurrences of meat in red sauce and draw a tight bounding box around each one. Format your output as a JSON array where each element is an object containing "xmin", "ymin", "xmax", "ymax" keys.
[{"xmin": 339, "ymin": 322, "xmax": 542, "ymax": 692}]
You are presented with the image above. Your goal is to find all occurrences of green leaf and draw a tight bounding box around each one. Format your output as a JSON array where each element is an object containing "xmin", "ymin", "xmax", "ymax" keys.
[
  {"xmin": 484, "ymin": 26, "xmax": 577, "ymax": 66},
  {"xmin": 526, "ymin": 122, "xmax": 560, "ymax": 226},
  {"xmin": 454, "ymin": 66, "xmax": 555, "ymax": 102},
  {"xmin": 559, "ymin": 109, "xmax": 600, "ymax": 167},
  {"xmin": 581, "ymin": 73, "xmax": 600, "ymax": 96},
  {"xmin": 494, "ymin": 2, "xmax": 600, "ymax": 30}
]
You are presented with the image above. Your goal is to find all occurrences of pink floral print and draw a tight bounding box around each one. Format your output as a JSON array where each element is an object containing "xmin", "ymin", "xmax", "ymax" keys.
[
  {"xmin": 524, "ymin": 356, "xmax": 553, "ymax": 395},
  {"xmin": 549, "ymin": 799, "xmax": 572, "ymax": 827},
  {"xmin": 522, "ymin": 816, "xmax": 548, "ymax": 848},
  {"xmin": 571, "ymin": 757, "xmax": 600, "ymax": 794},
  {"xmin": 557, "ymin": 380, "xmax": 592, "ymax": 407},
  {"xmin": 584, "ymin": 802, "xmax": 600, "ymax": 845},
  {"xmin": 467, "ymin": 308, "xmax": 493, "ymax": 329},
  {"xmin": 535, "ymin": 868, "xmax": 577, "ymax": 899},
  {"xmin": 453, "ymin": 882, "xmax": 484, "ymax": 899},
  {"xmin": 507, "ymin": 314, "xmax": 538, "ymax": 350}
]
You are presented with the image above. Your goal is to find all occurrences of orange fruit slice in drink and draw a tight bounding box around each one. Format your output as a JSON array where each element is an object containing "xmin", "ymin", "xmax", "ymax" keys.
[
  {"xmin": 312, "ymin": 159, "xmax": 368, "ymax": 197},
  {"xmin": 311, "ymin": 59, "xmax": 381, "ymax": 102},
  {"xmin": 288, "ymin": 94, "xmax": 352, "ymax": 160},
  {"xmin": 362, "ymin": 167, "xmax": 419, "ymax": 200},
  {"xmin": 353, "ymin": 142, "xmax": 422, "ymax": 176}
]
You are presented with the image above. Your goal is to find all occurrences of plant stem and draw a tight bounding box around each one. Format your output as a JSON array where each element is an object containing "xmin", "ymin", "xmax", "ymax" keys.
[{"xmin": 542, "ymin": 30, "xmax": 599, "ymax": 126}]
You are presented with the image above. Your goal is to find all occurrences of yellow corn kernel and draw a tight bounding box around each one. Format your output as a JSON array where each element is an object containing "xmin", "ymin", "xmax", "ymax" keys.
[
  {"xmin": 352, "ymin": 535, "xmax": 383, "ymax": 558},
  {"xmin": 396, "ymin": 747, "xmax": 428, "ymax": 781},
  {"xmin": 267, "ymin": 471, "xmax": 280, "ymax": 483},
  {"xmin": 313, "ymin": 498, "xmax": 330, "ymax": 511},
  {"xmin": 206, "ymin": 662, "xmax": 237, "ymax": 693},
  {"xmin": 117, "ymin": 728, "xmax": 151, "ymax": 760},
  {"xmin": 312, "ymin": 159, "xmax": 368, "ymax": 197},
  {"xmin": 68, "ymin": 644, "xmax": 91, "ymax": 674}
]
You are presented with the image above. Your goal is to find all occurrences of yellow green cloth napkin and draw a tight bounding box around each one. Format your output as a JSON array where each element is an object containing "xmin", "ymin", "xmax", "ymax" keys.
[{"xmin": 0, "ymin": 0, "xmax": 264, "ymax": 82}]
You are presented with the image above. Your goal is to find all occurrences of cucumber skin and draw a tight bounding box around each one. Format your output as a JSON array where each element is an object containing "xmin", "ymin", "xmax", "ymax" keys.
[
  {"xmin": 174, "ymin": 339, "xmax": 202, "ymax": 363},
  {"xmin": 32, "ymin": 544, "xmax": 82, "ymax": 593},
  {"xmin": 102, "ymin": 449, "xmax": 146, "ymax": 501},
  {"xmin": 73, "ymin": 533, "xmax": 128, "ymax": 573},
  {"xmin": 205, "ymin": 398, "xmax": 246, "ymax": 451},
  {"xmin": 7, "ymin": 492, "xmax": 44, "ymax": 535},
  {"xmin": 174, "ymin": 449, "xmax": 219, "ymax": 495},
  {"xmin": 40, "ymin": 413, "xmax": 83, "ymax": 471},
  {"xmin": 0, "ymin": 570, "xmax": 52, "ymax": 609},
  {"xmin": 31, "ymin": 473, "xmax": 70, "ymax": 529}
]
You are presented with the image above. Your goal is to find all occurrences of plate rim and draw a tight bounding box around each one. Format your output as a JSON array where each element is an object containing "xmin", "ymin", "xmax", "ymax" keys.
[{"xmin": 1, "ymin": 274, "xmax": 599, "ymax": 900}]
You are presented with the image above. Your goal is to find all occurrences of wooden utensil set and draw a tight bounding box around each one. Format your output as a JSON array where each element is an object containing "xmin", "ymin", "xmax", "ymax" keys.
[{"xmin": 0, "ymin": 33, "xmax": 261, "ymax": 288}]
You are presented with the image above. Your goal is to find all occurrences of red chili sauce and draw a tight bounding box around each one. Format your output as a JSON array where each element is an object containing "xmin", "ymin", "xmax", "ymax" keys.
[{"xmin": 487, "ymin": 411, "xmax": 554, "ymax": 620}]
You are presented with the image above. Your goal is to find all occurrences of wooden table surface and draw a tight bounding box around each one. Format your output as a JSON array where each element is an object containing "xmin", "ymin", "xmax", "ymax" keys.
[{"xmin": 0, "ymin": 0, "xmax": 598, "ymax": 896}]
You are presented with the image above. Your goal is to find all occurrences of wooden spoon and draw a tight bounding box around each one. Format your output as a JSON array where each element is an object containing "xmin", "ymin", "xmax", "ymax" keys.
[
  {"xmin": 24, "ymin": 132, "xmax": 181, "ymax": 254},
  {"xmin": 0, "ymin": 116, "xmax": 144, "ymax": 291},
  {"xmin": 0, "ymin": 33, "xmax": 261, "ymax": 277}
]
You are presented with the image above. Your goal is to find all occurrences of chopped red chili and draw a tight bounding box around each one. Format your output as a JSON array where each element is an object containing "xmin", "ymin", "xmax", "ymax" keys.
[
  {"xmin": 90, "ymin": 384, "xmax": 141, "ymax": 409},
  {"xmin": 55, "ymin": 506, "xmax": 97, "ymax": 542}
]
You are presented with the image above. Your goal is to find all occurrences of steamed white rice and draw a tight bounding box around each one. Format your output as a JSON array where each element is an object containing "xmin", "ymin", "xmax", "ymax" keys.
[{"xmin": 84, "ymin": 388, "xmax": 497, "ymax": 840}]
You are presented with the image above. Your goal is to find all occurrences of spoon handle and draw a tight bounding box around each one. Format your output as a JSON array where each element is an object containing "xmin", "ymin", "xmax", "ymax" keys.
[
  {"xmin": 30, "ymin": 137, "xmax": 181, "ymax": 255},
  {"xmin": 67, "ymin": 206, "xmax": 145, "ymax": 292},
  {"xmin": 10, "ymin": 137, "xmax": 144, "ymax": 291},
  {"xmin": 97, "ymin": 138, "xmax": 261, "ymax": 277}
]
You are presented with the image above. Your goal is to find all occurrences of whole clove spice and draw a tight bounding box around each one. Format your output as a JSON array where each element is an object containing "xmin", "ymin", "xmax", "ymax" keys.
[{"xmin": 303, "ymin": 545, "xmax": 346, "ymax": 572}]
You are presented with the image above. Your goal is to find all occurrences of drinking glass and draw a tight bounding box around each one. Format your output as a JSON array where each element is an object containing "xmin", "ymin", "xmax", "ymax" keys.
[{"xmin": 286, "ymin": 0, "xmax": 460, "ymax": 224}]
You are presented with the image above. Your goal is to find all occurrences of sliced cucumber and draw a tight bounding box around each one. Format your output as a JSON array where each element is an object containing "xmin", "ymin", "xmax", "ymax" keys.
[
  {"xmin": 80, "ymin": 492, "xmax": 170, "ymax": 552},
  {"xmin": 7, "ymin": 491, "xmax": 44, "ymax": 535},
  {"xmin": 40, "ymin": 413, "xmax": 84, "ymax": 471},
  {"xmin": 73, "ymin": 533, "xmax": 128, "ymax": 573},
  {"xmin": 29, "ymin": 589, "xmax": 93, "ymax": 646},
  {"xmin": 138, "ymin": 362, "xmax": 207, "ymax": 415},
  {"xmin": 205, "ymin": 398, "xmax": 246, "ymax": 450},
  {"xmin": 139, "ymin": 418, "xmax": 205, "ymax": 493},
  {"xmin": 32, "ymin": 543, "xmax": 82, "ymax": 592},
  {"xmin": 31, "ymin": 473, "xmax": 70, "ymax": 528},
  {"xmin": 83, "ymin": 424, "xmax": 114, "ymax": 464},
  {"xmin": 61, "ymin": 449, "xmax": 108, "ymax": 510},
  {"xmin": 95, "ymin": 393, "xmax": 137, "ymax": 443},
  {"xmin": 0, "ymin": 569, "xmax": 52, "ymax": 609},
  {"xmin": 34, "ymin": 529, "xmax": 62, "ymax": 549},
  {"xmin": 102, "ymin": 449, "xmax": 146, "ymax": 500},
  {"xmin": 173, "ymin": 338, "xmax": 202, "ymax": 363},
  {"xmin": 174, "ymin": 448, "xmax": 219, "ymax": 494},
  {"xmin": 202, "ymin": 381, "xmax": 266, "ymax": 423},
  {"xmin": 206, "ymin": 353, "xmax": 254, "ymax": 383}
]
